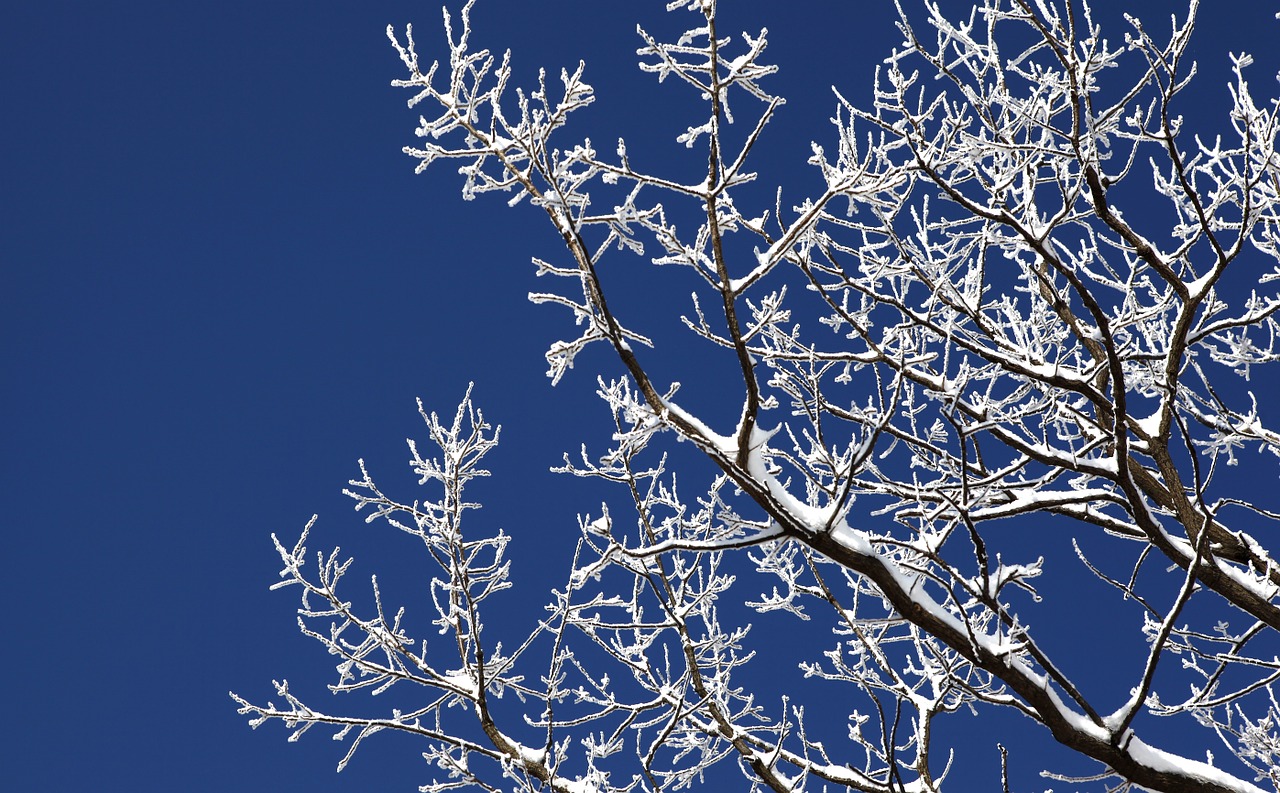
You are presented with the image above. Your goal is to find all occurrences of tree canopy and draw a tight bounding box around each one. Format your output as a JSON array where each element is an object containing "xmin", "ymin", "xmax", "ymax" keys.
[{"xmin": 235, "ymin": 1, "xmax": 1280, "ymax": 790}]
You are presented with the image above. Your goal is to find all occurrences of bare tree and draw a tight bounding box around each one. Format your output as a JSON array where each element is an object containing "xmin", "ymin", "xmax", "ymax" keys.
[{"xmin": 233, "ymin": 0, "xmax": 1280, "ymax": 790}]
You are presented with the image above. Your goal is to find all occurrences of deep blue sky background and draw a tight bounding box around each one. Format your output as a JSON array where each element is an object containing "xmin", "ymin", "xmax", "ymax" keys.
[{"xmin": 5, "ymin": 2, "xmax": 1279, "ymax": 790}]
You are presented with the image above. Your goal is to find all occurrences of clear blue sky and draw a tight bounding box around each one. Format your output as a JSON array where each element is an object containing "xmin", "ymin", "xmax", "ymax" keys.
[{"xmin": 4, "ymin": 1, "xmax": 1278, "ymax": 790}]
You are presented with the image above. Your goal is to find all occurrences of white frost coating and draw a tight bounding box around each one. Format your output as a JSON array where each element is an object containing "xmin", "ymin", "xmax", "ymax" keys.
[
  {"xmin": 657, "ymin": 397, "xmax": 735, "ymax": 453},
  {"xmin": 516, "ymin": 742, "xmax": 548, "ymax": 768},
  {"xmin": 1213, "ymin": 558, "xmax": 1280, "ymax": 603},
  {"xmin": 1126, "ymin": 735, "xmax": 1269, "ymax": 793},
  {"xmin": 828, "ymin": 520, "xmax": 873, "ymax": 555},
  {"xmin": 741, "ymin": 424, "xmax": 836, "ymax": 533},
  {"xmin": 441, "ymin": 671, "xmax": 480, "ymax": 697},
  {"xmin": 970, "ymin": 488, "xmax": 1118, "ymax": 521},
  {"xmin": 1187, "ymin": 269, "xmax": 1217, "ymax": 300},
  {"xmin": 1040, "ymin": 682, "xmax": 1108, "ymax": 743},
  {"xmin": 1133, "ymin": 409, "xmax": 1165, "ymax": 440}
]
